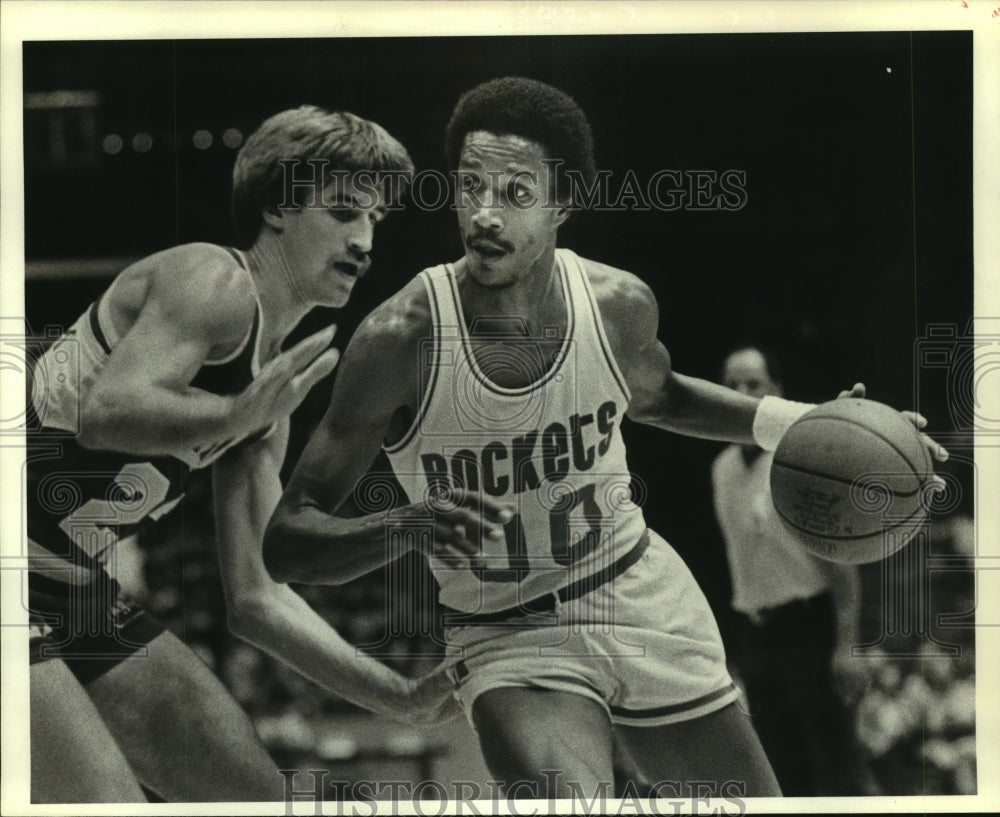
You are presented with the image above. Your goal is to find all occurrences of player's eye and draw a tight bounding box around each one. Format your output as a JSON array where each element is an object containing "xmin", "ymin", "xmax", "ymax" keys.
[{"xmin": 329, "ymin": 207, "xmax": 361, "ymax": 223}]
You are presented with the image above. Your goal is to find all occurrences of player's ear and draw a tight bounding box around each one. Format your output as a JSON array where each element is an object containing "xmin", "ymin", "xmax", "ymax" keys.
[{"xmin": 261, "ymin": 205, "xmax": 284, "ymax": 231}]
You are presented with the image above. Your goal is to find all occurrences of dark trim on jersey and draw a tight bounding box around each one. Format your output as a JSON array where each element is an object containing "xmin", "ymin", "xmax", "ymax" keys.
[
  {"xmin": 88, "ymin": 292, "xmax": 112, "ymax": 355},
  {"xmin": 573, "ymin": 252, "xmax": 632, "ymax": 404},
  {"xmin": 86, "ymin": 246, "xmax": 248, "ymax": 362},
  {"xmin": 384, "ymin": 272, "xmax": 443, "ymax": 455},
  {"xmin": 608, "ymin": 682, "xmax": 737, "ymax": 720},
  {"xmin": 199, "ymin": 305, "xmax": 261, "ymax": 370},
  {"xmin": 223, "ymin": 245, "xmax": 245, "ymax": 268},
  {"xmin": 201, "ymin": 247, "xmax": 258, "ymax": 368},
  {"xmin": 446, "ymin": 258, "xmax": 575, "ymax": 397},
  {"xmin": 442, "ymin": 530, "xmax": 650, "ymax": 625}
]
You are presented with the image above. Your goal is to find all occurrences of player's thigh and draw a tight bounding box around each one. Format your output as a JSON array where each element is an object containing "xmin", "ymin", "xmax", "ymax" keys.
[
  {"xmin": 472, "ymin": 686, "xmax": 616, "ymax": 796},
  {"xmin": 615, "ymin": 702, "xmax": 782, "ymax": 798},
  {"xmin": 30, "ymin": 658, "xmax": 147, "ymax": 804},
  {"xmin": 84, "ymin": 630, "xmax": 282, "ymax": 802}
]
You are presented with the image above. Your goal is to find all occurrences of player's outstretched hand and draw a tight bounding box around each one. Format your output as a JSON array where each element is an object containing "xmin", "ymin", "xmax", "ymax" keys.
[
  {"xmin": 836, "ymin": 381, "xmax": 948, "ymax": 490},
  {"xmin": 401, "ymin": 665, "xmax": 463, "ymax": 725},
  {"xmin": 234, "ymin": 326, "xmax": 340, "ymax": 435},
  {"xmin": 402, "ymin": 488, "xmax": 515, "ymax": 570}
]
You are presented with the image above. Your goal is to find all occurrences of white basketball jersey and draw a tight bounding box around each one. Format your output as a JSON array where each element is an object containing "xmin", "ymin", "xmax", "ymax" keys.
[{"xmin": 384, "ymin": 249, "xmax": 647, "ymax": 614}]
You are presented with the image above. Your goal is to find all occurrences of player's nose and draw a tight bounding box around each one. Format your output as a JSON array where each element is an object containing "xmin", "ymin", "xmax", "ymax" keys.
[
  {"xmin": 471, "ymin": 205, "xmax": 503, "ymax": 231},
  {"xmin": 347, "ymin": 219, "xmax": 374, "ymax": 256}
]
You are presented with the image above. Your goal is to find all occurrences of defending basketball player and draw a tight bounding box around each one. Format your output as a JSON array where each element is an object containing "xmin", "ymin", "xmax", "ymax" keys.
[
  {"xmin": 27, "ymin": 106, "xmax": 458, "ymax": 804},
  {"xmin": 265, "ymin": 79, "xmax": 947, "ymax": 797}
]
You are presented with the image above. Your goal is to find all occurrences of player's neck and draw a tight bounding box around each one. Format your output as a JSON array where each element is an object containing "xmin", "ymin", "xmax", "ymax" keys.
[
  {"xmin": 459, "ymin": 248, "xmax": 564, "ymax": 337},
  {"xmin": 244, "ymin": 239, "xmax": 315, "ymax": 359}
]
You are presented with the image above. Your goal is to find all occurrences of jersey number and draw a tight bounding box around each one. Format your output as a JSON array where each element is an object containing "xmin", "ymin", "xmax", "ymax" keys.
[
  {"xmin": 481, "ymin": 482, "xmax": 605, "ymax": 583},
  {"xmin": 58, "ymin": 462, "xmax": 181, "ymax": 559}
]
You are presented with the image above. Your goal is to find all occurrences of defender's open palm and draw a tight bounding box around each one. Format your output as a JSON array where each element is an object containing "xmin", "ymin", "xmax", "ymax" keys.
[{"xmin": 234, "ymin": 326, "xmax": 340, "ymax": 435}]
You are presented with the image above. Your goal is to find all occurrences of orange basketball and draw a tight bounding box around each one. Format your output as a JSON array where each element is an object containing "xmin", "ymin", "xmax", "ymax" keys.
[{"xmin": 770, "ymin": 398, "xmax": 934, "ymax": 564}]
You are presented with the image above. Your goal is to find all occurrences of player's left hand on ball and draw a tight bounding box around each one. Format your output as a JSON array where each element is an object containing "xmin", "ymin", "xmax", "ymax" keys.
[
  {"xmin": 899, "ymin": 409, "xmax": 949, "ymax": 493},
  {"xmin": 838, "ymin": 383, "xmax": 948, "ymax": 492},
  {"xmin": 404, "ymin": 666, "xmax": 462, "ymax": 725}
]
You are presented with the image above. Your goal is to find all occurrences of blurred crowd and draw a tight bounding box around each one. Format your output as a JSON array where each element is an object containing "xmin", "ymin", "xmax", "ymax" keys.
[{"xmin": 851, "ymin": 513, "xmax": 977, "ymax": 796}]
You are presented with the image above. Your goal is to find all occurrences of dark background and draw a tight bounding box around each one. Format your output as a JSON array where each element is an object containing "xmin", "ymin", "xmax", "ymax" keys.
[{"xmin": 23, "ymin": 31, "xmax": 974, "ymax": 629}]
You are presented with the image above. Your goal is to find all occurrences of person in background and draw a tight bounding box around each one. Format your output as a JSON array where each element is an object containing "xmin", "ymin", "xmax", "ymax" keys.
[{"xmin": 712, "ymin": 344, "xmax": 870, "ymax": 796}]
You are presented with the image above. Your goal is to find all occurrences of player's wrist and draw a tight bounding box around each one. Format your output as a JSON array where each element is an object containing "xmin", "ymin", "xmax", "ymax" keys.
[
  {"xmin": 227, "ymin": 392, "xmax": 260, "ymax": 438},
  {"xmin": 393, "ymin": 504, "xmax": 438, "ymax": 554},
  {"xmin": 752, "ymin": 395, "xmax": 816, "ymax": 451}
]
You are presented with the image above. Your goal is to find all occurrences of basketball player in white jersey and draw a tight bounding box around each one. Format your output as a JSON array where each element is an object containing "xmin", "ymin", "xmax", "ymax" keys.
[
  {"xmin": 27, "ymin": 106, "xmax": 457, "ymax": 803},
  {"xmin": 265, "ymin": 79, "xmax": 947, "ymax": 797}
]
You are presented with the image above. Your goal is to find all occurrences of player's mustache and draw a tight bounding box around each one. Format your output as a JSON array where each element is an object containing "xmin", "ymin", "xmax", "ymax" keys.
[{"xmin": 465, "ymin": 231, "xmax": 514, "ymax": 253}]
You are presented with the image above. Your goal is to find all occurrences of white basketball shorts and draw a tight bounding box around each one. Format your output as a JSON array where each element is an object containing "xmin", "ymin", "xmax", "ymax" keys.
[{"xmin": 442, "ymin": 529, "xmax": 737, "ymax": 728}]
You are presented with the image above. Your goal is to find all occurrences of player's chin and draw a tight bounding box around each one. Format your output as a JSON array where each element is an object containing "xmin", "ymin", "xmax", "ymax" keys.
[
  {"xmin": 467, "ymin": 258, "xmax": 516, "ymax": 289},
  {"xmin": 324, "ymin": 279, "xmax": 357, "ymax": 307}
]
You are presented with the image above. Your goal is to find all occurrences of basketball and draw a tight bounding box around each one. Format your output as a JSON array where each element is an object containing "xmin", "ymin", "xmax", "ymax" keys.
[{"xmin": 770, "ymin": 398, "xmax": 934, "ymax": 564}]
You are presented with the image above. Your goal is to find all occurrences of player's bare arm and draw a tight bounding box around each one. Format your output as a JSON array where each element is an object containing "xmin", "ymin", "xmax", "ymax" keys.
[
  {"xmin": 265, "ymin": 281, "xmax": 512, "ymax": 586},
  {"xmin": 79, "ymin": 243, "xmax": 338, "ymax": 456},
  {"xmin": 589, "ymin": 261, "xmax": 947, "ymax": 467},
  {"xmin": 213, "ymin": 420, "xmax": 458, "ymax": 724},
  {"xmin": 586, "ymin": 260, "xmax": 759, "ymax": 443}
]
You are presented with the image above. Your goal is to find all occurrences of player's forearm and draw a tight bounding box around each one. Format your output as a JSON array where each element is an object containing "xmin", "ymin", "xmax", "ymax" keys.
[
  {"xmin": 632, "ymin": 372, "xmax": 761, "ymax": 443},
  {"xmin": 226, "ymin": 585, "xmax": 417, "ymax": 720},
  {"xmin": 264, "ymin": 503, "xmax": 409, "ymax": 585},
  {"xmin": 79, "ymin": 381, "xmax": 238, "ymax": 454}
]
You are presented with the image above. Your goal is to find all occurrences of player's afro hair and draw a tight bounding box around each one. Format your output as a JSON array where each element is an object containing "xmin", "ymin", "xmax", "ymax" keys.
[{"xmin": 444, "ymin": 77, "xmax": 596, "ymax": 194}]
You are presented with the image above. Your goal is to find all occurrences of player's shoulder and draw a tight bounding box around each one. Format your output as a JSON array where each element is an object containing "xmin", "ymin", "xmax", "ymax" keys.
[
  {"xmin": 148, "ymin": 243, "xmax": 253, "ymax": 304},
  {"xmin": 349, "ymin": 274, "xmax": 433, "ymax": 362},
  {"xmin": 130, "ymin": 243, "xmax": 256, "ymax": 337},
  {"xmin": 573, "ymin": 254, "xmax": 659, "ymax": 342}
]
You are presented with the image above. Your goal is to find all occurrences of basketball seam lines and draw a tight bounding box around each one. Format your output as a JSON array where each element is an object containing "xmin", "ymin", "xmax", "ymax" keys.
[
  {"xmin": 773, "ymin": 502, "xmax": 926, "ymax": 541},
  {"xmin": 770, "ymin": 460, "xmax": 921, "ymax": 497},
  {"xmin": 787, "ymin": 414, "xmax": 929, "ymax": 476}
]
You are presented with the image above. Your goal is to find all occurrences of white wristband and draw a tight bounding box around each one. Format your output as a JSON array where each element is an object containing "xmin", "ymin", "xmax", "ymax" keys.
[{"xmin": 752, "ymin": 395, "xmax": 816, "ymax": 451}]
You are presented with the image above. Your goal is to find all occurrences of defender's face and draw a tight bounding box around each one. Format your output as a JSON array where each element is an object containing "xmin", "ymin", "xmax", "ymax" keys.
[
  {"xmin": 722, "ymin": 348, "xmax": 782, "ymax": 399},
  {"xmin": 455, "ymin": 131, "xmax": 568, "ymax": 289},
  {"xmin": 275, "ymin": 177, "xmax": 388, "ymax": 308}
]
